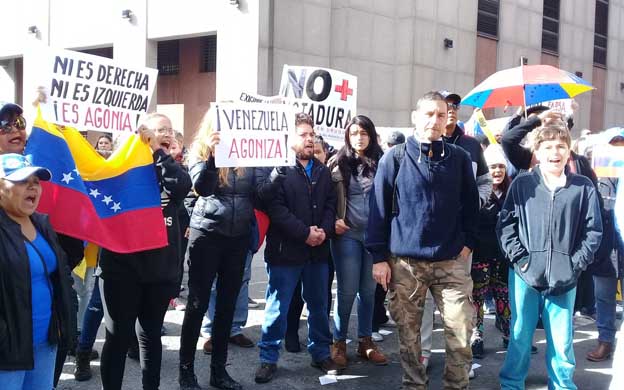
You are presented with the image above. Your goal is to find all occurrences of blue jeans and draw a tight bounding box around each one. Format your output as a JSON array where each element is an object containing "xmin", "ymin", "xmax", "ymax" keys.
[
  {"xmin": 331, "ymin": 236, "xmax": 375, "ymax": 339},
  {"xmin": 500, "ymin": 272, "xmax": 577, "ymax": 390},
  {"xmin": 258, "ymin": 261, "xmax": 332, "ymax": 364},
  {"xmin": 201, "ymin": 251, "xmax": 253, "ymax": 337},
  {"xmin": 594, "ymin": 275, "xmax": 624, "ymax": 344},
  {"xmin": 78, "ymin": 275, "xmax": 104, "ymax": 352},
  {"xmin": 0, "ymin": 342, "xmax": 58, "ymax": 389}
]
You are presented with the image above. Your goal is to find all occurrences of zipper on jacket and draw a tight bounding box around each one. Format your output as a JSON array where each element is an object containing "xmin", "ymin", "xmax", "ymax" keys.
[{"xmin": 545, "ymin": 190, "xmax": 555, "ymax": 285}]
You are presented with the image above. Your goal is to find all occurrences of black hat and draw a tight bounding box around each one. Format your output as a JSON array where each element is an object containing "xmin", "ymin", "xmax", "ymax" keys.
[
  {"xmin": 439, "ymin": 91, "xmax": 461, "ymax": 105},
  {"xmin": 0, "ymin": 103, "xmax": 23, "ymax": 122}
]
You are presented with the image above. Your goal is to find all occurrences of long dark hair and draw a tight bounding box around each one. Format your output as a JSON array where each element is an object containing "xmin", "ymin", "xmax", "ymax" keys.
[{"xmin": 334, "ymin": 115, "xmax": 383, "ymax": 184}]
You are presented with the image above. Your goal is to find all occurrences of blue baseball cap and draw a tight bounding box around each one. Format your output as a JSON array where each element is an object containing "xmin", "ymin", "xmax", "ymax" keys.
[
  {"xmin": 0, "ymin": 102, "xmax": 23, "ymax": 122},
  {"xmin": 0, "ymin": 154, "xmax": 51, "ymax": 182}
]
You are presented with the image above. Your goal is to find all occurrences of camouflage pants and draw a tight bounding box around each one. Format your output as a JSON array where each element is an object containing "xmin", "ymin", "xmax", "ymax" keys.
[{"xmin": 388, "ymin": 255, "xmax": 474, "ymax": 390}]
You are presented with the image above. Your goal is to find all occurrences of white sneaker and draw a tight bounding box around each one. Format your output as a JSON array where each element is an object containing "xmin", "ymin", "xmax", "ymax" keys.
[
  {"xmin": 468, "ymin": 367, "xmax": 475, "ymax": 379},
  {"xmin": 371, "ymin": 332, "xmax": 384, "ymax": 342}
]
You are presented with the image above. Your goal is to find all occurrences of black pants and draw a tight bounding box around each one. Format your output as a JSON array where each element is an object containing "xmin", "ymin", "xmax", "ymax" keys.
[
  {"xmin": 53, "ymin": 285, "xmax": 78, "ymax": 387},
  {"xmin": 372, "ymin": 283, "xmax": 389, "ymax": 332},
  {"xmin": 179, "ymin": 229, "xmax": 249, "ymax": 368},
  {"xmin": 575, "ymin": 269, "xmax": 596, "ymax": 315},
  {"xmin": 99, "ymin": 277, "xmax": 176, "ymax": 390},
  {"xmin": 286, "ymin": 258, "xmax": 334, "ymax": 337}
]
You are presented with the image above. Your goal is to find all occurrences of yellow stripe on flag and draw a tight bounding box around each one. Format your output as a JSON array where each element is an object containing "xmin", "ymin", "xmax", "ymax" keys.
[
  {"xmin": 73, "ymin": 258, "xmax": 87, "ymax": 280},
  {"xmin": 474, "ymin": 109, "xmax": 498, "ymax": 145}
]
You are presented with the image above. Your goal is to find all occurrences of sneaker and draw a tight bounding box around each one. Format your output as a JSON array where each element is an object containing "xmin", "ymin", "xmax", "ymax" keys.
[
  {"xmin": 311, "ymin": 358, "xmax": 344, "ymax": 375},
  {"xmin": 419, "ymin": 355, "xmax": 429, "ymax": 370},
  {"xmin": 468, "ymin": 367, "xmax": 475, "ymax": 379},
  {"xmin": 203, "ymin": 338, "xmax": 213, "ymax": 355},
  {"xmin": 330, "ymin": 340, "xmax": 348, "ymax": 368},
  {"xmin": 357, "ymin": 336, "xmax": 388, "ymax": 365},
  {"xmin": 371, "ymin": 331, "xmax": 384, "ymax": 342},
  {"xmin": 229, "ymin": 333, "xmax": 254, "ymax": 348},
  {"xmin": 248, "ymin": 297, "xmax": 260, "ymax": 308},
  {"xmin": 471, "ymin": 339, "xmax": 484, "ymax": 359},
  {"xmin": 254, "ymin": 363, "xmax": 277, "ymax": 384}
]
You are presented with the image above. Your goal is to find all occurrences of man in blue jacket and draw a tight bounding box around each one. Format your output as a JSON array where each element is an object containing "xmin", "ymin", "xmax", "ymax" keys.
[
  {"xmin": 255, "ymin": 113, "xmax": 340, "ymax": 384},
  {"xmin": 366, "ymin": 91, "xmax": 479, "ymax": 389},
  {"xmin": 497, "ymin": 123, "xmax": 602, "ymax": 389}
]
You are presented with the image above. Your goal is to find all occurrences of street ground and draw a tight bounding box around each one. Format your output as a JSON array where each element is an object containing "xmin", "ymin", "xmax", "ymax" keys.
[{"xmin": 57, "ymin": 250, "xmax": 621, "ymax": 390}]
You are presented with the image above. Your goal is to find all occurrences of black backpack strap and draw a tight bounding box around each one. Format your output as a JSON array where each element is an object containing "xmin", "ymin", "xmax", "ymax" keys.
[{"xmin": 391, "ymin": 143, "xmax": 406, "ymax": 216}]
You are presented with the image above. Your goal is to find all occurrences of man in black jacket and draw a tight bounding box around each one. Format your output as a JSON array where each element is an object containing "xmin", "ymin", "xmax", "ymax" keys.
[{"xmin": 255, "ymin": 113, "xmax": 340, "ymax": 384}]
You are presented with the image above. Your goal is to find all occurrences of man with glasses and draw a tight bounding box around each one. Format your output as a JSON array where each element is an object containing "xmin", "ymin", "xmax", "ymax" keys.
[{"xmin": 254, "ymin": 112, "xmax": 341, "ymax": 384}]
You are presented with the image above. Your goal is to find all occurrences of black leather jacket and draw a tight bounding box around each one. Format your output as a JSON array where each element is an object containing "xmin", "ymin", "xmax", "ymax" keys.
[
  {"xmin": 0, "ymin": 211, "xmax": 75, "ymax": 370},
  {"xmin": 497, "ymin": 167, "xmax": 603, "ymax": 295},
  {"xmin": 188, "ymin": 156, "xmax": 282, "ymax": 237}
]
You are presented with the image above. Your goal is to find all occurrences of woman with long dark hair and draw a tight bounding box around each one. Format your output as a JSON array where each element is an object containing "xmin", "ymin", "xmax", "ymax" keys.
[{"xmin": 329, "ymin": 115, "xmax": 387, "ymax": 368}]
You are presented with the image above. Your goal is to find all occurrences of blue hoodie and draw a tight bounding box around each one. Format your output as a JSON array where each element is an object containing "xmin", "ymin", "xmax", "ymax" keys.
[{"xmin": 366, "ymin": 136, "xmax": 479, "ymax": 263}]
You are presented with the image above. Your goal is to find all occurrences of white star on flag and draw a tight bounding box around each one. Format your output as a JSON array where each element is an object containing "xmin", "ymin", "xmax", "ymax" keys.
[
  {"xmin": 61, "ymin": 172, "xmax": 74, "ymax": 184},
  {"xmin": 73, "ymin": 168, "xmax": 80, "ymax": 176},
  {"xmin": 89, "ymin": 188, "xmax": 101, "ymax": 198},
  {"xmin": 111, "ymin": 202, "xmax": 121, "ymax": 212},
  {"xmin": 102, "ymin": 195, "xmax": 113, "ymax": 205}
]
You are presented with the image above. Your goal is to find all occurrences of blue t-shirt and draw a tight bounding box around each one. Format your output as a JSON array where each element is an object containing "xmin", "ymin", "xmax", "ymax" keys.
[
  {"xmin": 26, "ymin": 232, "xmax": 58, "ymax": 345},
  {"xmin": 304, "ymin": 159, "xmax": 314, "ymax": 178}
]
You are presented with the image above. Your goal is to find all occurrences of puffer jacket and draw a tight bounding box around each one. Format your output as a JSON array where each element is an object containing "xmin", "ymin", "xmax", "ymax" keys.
[
  {"xmin": 188, "ymin": 156, "xmax": 283, "ymax": 237},
  {"xmin": 497, "ymin": 166, "xmax": 603, "ymax": 295},
  {"xmin": 0, "ymin": 211, "xmax": 75, "ymax": 370}
]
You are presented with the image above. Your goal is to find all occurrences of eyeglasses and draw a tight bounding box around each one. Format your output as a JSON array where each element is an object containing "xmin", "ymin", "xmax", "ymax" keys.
[
  {"xmin": 447, "ymin": 103, "xmax": 460, "ymax": 111},
  {"xmin": 154, "ymin": 127, "xmax": 174, "ymax": 136},
  {"xmin": 0, "ymin": 116, "xmax": 26, "ymax": 133}
]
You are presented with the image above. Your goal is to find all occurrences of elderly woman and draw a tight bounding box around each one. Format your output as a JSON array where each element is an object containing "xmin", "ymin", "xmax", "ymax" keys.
[{"xmin": 0, "ymin": 153, "xmax": 74, "ymax": 389}]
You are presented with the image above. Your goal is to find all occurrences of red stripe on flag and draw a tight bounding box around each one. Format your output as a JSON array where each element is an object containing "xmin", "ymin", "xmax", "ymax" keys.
[{"xmin": 38, "ymin": 182, "xmax": 168, "ymax": 253}]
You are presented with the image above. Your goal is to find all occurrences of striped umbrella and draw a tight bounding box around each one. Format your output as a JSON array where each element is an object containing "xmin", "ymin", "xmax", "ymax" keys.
[{"xmin": 461, "ymin": 65, "xmax": 594, "ymax": 108}]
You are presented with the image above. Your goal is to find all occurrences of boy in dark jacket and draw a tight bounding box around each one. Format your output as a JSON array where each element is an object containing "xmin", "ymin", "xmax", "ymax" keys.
[
  {"xmin": 497, "ymin": 123, "xmax": 602, "ymax": 389},
  {"xmin": 254, "ymin": 113, "xmax": 339, "ymax": 384}
]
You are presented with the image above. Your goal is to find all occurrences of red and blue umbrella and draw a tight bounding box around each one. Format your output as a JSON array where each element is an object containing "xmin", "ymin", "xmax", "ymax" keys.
[{"xmin": 461, "ymin": 65, "xmax": 594, "ymax": 108}]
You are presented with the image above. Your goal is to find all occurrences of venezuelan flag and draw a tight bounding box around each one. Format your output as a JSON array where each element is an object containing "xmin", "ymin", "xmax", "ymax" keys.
[{"xmin": 25, "ymin": 115, "xmax": 167, "ymax": 253}]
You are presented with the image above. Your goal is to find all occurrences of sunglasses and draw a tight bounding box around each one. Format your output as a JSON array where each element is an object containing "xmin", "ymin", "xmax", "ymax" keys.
[
  {"xmin": 447, "ymin": 103, "xmax": 460, "ymax": 111},
  {"xmin": 0, "ymin": 116, "xmax": 27, "ymax": 133}
]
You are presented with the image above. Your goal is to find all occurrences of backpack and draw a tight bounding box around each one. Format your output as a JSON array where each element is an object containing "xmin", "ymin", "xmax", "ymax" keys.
[{"xmin": 391, "ymin": 143, "xmax": 406, "ymax": 216}]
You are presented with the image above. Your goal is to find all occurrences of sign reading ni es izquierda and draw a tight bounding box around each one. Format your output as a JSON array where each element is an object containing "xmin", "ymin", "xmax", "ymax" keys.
[
  {"xmin": 279, "ymin": 65, "xmax": 357, "ymax": 147},
  {"xmin": 213, "ymin": 102, "xmax": 297, "ymax": 168},
  {"xmin": 34, "ymin": 48, "xmax": 158, "ymax": 132}
]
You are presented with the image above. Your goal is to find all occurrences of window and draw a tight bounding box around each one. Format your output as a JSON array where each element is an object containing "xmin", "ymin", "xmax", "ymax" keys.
[
  {"xmin": 541, "ymin": 0, "xmax": 560, "ymax": 54},
  {"xmin": 477, "ymin": 0, "xmax": 500, "ymax": 38},
  {"xmin": 594, "ymin": 0, "xmax": 609, "ymax": 66},
  {"xmin": 80, "ymin": 47, "xmax": 113, "ymax": 59},
  {"xmin": 157, "ymin": 40, "xmax": 180, "ymax": 76},
  {"xmin": 200, "ymin": 35, "xmax": 217, "ymax": 73}
]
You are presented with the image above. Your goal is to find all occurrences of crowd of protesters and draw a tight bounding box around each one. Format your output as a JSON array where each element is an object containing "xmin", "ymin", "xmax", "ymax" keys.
[{"xmin": 0, "ymin": 87, "xmax": 623, "ymax": 390}]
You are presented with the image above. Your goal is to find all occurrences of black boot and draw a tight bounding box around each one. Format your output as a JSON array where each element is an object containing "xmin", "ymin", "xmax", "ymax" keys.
[
  {"xmin": 210, "ymin": 365, "xmax": 242, "ymax": 390},
  {"xmin": 73, "ymin": 350, "xmax": 92, "ymax": 381},
  {"xmin": 179, "ymin": 363, "xmax": 203, "ymax": 390}
]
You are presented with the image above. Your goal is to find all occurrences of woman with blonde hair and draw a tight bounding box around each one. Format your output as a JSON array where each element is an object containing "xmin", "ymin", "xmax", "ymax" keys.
[{"xmin": 178, "ymin": 108, "xmax": 283, "ymax": 390}]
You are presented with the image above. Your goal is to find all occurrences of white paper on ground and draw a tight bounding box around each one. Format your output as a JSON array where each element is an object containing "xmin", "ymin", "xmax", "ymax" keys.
[
  {"xmin": 319, "ymin": 375, "xmax": 338, "ymax": 385},
  {"xmin": 378, "ymin": 329, "xmax": 393, "ymax": 335}
]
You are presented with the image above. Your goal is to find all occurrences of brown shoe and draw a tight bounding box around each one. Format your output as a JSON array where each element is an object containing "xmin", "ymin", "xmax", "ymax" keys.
[
  {"xmin": 330, "ymin": 340, "xmax": 348, "ymax": 368},
  {"xmin": 203, "ymin": 338, "xmax": 212, "ymax": 355},
  {"xmin": 229, "ymin": 333, "xmax": 255, "ymax": 348},
  {"xmin": 587, "ymin": 341, "xmax": 612, "ymax": 362},
  {"xmin": 357, "ymin": 336, "xmax": 388, "ymax": 365}
]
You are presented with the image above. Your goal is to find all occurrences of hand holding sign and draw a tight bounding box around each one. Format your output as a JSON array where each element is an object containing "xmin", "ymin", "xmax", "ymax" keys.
[{"xmin": 206, "ymin": 131, "xmax": 221, "ymax": 156}]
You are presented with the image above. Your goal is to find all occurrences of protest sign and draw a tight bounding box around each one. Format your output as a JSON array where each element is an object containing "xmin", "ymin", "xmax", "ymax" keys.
[
  {"xmin": 31, "ymin": 47, "xmax": 158, "ymax": 132},
  {"xmin": 528, "ymin": 99, "xmax": 574, "ymax": 117},
  {"xmin": 279, "ymin": 65, "xmax": 357, "ymax": 147},
  {"xmin": 239, "ymin": 91, "xmax": 284, "ymax": 104},
  {"xmin": 592, "ymin": 144, "xmax": 624, "ymax": 178},
  {"xmin": 213, "ymin": 102, "xmax": 297, "ymax": 168}
]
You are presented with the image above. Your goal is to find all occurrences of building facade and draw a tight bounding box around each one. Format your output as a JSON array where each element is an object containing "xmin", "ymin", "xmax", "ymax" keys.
[{"xmin": 1, "ymin": 0, "xmax": 622, "ymax": 141}]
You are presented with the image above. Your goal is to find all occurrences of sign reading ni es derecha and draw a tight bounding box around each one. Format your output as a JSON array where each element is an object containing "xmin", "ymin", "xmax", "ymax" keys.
[{"xmin": 33, "ymin": 47, "xmax": 158, "ymax": 132}]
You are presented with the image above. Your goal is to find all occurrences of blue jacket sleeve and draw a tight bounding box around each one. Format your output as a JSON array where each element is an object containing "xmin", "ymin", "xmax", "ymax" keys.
[
  {"xmin": 571, "ymin": 184, "xmax": 603, "ymax": 272},
  {"xmin": 496, "ymin": 181, "xmax": 529, "ymax": 264},
  {"xmin": 365, "ymin": 150, "xmax": 397, "ymax": 263},
  {"xmin": 460, "ymin": 152, "xmax": 480, "ymax": 251}
]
